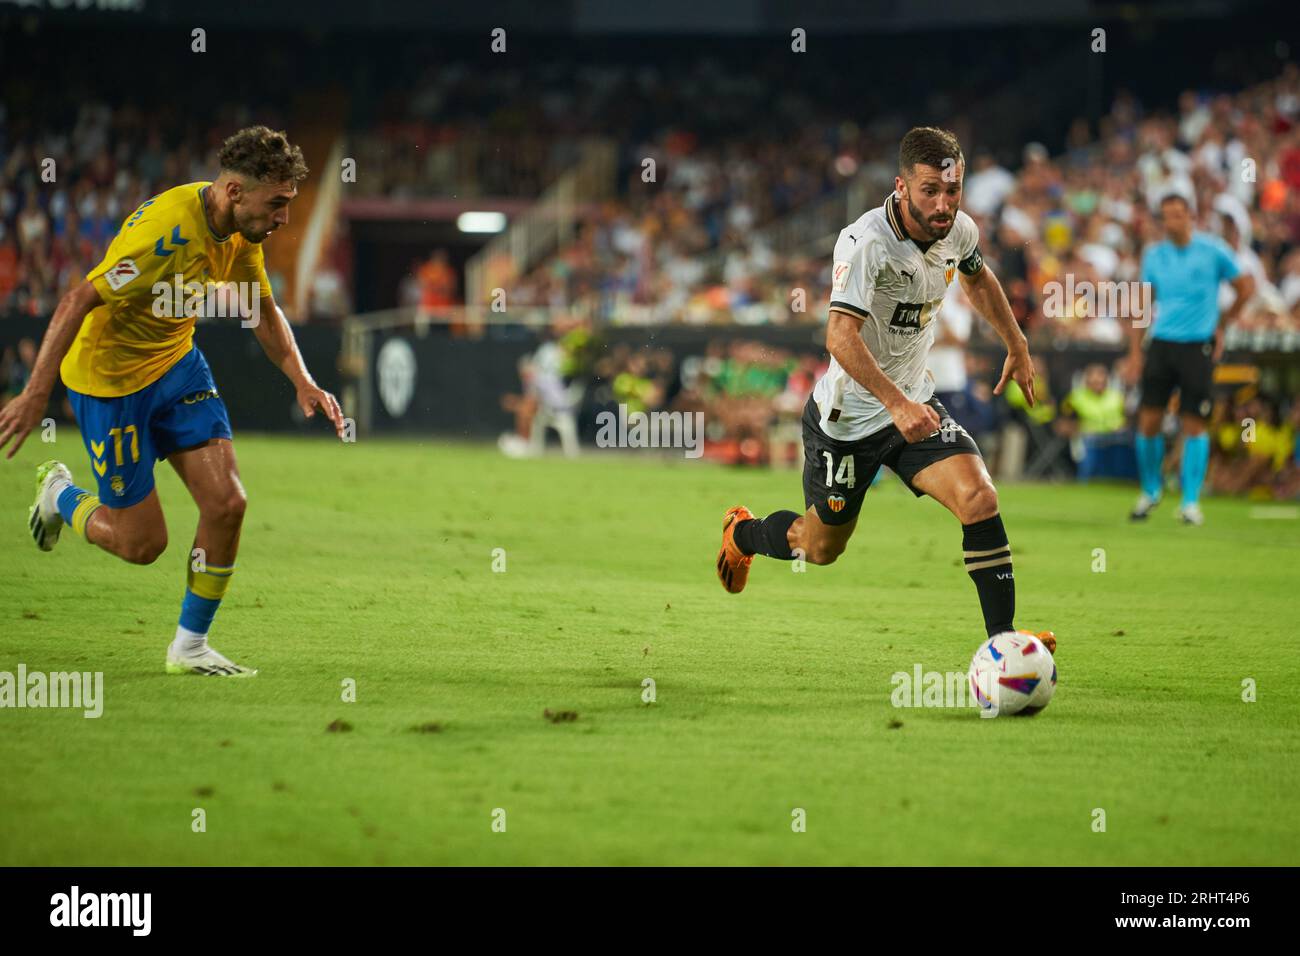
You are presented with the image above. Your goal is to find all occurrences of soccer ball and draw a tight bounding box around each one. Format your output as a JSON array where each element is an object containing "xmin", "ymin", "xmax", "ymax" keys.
[{"xmin": 968, "ymin": 630, "xmax": 1057, "ymax": 716}]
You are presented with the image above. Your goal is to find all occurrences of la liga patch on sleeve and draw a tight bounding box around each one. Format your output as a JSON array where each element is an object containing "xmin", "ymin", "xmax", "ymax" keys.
[
  {"xmin": 832, "ymin": 260, "xmax": 852, "ymax": 293},
  {"xmin": 103, "ymin": 258, "xmax": 140, "ymax": 291}
]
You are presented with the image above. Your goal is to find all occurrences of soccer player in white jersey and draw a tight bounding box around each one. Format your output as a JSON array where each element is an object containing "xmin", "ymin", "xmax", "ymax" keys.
[{"xmin": 716, "ymin": 127, "xmax": 1052, "ymax": 648}]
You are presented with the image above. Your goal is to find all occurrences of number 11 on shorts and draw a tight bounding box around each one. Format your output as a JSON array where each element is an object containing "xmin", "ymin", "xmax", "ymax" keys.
[{"xmin": 107, "ymin": 425, "xmax": 140, "ymax": 465}]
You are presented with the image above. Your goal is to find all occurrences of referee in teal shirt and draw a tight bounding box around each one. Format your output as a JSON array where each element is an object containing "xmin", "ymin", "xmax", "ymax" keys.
[{"xmin": 1127, "ymin": 194, "xmax": 1254, "ymax": 525}]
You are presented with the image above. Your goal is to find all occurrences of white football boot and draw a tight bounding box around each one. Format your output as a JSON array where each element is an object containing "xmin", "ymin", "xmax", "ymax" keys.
[
  {"xmin": 166, "ymin": 645, "xmax": 258, "ymax": 677},
  {"xmin": 1129, "ymin": 492, "xmax": 1161, "ymax": 521},
  {"xmin": 29, "ymin": 460, "xmax": 73, "ymax": 551}
]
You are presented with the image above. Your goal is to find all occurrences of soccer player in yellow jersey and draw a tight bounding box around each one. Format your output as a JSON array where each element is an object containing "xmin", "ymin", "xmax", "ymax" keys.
[{"xmin": 0, "ymin": 126, "xmax": 345, "ymax": 676}]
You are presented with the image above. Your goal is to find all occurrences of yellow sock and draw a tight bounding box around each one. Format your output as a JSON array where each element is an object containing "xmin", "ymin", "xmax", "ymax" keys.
[
  {"xmin": 187, "ymin": 562, "xmax": 236, "ymax": 601},
  {"xmin": 70, "ymin": 492, "xmax": 102, "ymax": 539}
]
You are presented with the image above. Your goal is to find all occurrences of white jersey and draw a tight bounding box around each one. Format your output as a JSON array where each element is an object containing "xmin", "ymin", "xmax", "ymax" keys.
[{"xmin": 815, "ymin": 194, "xmax": 983, "ymax": 440}]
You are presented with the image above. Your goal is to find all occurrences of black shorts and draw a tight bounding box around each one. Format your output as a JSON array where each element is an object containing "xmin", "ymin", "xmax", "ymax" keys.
[
  {"xmin": 801, "ymin": 394, "xmax": 982, "ymax": 525},
  {"xmin": 1140, "ymin": 338, "xmax": 1215, "ymax": 419}
]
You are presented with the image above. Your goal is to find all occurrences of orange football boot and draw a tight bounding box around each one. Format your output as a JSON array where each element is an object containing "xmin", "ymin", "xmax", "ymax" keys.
[
  {"xmin": 1036, "ymin": 631, "xmax": 1057, "ymax": 654},
  {"xmin": 716, "ymin": 505, "xmax": 755, "ymax": 594}
]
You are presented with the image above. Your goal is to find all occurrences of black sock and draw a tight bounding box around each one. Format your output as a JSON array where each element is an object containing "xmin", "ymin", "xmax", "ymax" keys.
[
  {"xmin": 734, "ymin": 511, "xmax": 799, "ymax": 560},
  {"xmin": 962, "ymin": 514, "xmax": 1015, "ymax": 636}
]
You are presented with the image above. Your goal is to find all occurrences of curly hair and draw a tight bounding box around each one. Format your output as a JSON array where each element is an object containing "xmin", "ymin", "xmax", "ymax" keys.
[
  {"xmin": 217, "ymin": 126, "xmax": 309, "ymax": 184},
  {"xmin": 899, "ymin": 127, "xmax": 964, "ymax": 177}
]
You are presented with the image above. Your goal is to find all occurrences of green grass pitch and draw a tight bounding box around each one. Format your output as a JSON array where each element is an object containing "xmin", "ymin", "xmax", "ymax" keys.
[{"xmin": 2, "ymin": 431, "xmax": 1298, "ymax": 865}]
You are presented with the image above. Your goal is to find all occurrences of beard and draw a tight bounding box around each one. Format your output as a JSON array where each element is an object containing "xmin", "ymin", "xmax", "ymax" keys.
[
  {"xmin": 906, "ymin": 195, "xmax": 955, "ymax": 240},
  {"xmin": 233, "ymin": 214, "xmax": 272, "ymax": 243}
]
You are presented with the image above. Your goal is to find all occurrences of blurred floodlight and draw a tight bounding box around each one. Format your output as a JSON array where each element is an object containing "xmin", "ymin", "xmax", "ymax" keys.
[{"xmin": 457, "ymin": 212, "xmax": 507, "ymax": 233}]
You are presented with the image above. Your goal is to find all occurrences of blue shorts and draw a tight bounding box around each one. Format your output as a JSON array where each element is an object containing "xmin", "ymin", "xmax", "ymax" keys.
[{"xmin": 67, "ymin": 347, "xmax": 232, "ymax": 508}]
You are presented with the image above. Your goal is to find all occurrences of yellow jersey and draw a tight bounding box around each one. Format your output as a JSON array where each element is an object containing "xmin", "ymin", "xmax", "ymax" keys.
[{"xmin": 61, "ymin": 182, "xmax": 272, "ymax": 397}]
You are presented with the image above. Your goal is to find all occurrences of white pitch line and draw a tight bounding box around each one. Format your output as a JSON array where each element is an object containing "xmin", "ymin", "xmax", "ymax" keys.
[{"xmin": 1247, "ymin": 506, "xmax": 1299, "ymax": 520}]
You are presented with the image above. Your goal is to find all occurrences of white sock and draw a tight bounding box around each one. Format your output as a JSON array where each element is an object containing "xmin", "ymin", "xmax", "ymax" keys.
[
  {"xmin": 45, "ymin": 474, "xmax": 72, "ymax": 512},
  {"xmin": 170, "ymin": 625, "xmax": 209, "ymax": 657}
]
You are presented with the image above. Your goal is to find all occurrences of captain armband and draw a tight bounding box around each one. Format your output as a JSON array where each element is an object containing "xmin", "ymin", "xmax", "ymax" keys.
[{"xmin": 958, "ymin": 247, "xmax": 985, "ymax": 276}]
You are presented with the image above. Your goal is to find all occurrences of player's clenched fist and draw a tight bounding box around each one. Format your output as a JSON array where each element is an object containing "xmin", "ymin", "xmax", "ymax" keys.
[{"xmin": 889, "ymin": 398, "xmax": 942, "ymax": 443}]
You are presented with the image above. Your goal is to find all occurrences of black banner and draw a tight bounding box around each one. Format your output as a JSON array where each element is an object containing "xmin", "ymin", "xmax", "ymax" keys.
[{"xmin": 0, "ymin": 866, "xmax": 1289, "ymax": 941}]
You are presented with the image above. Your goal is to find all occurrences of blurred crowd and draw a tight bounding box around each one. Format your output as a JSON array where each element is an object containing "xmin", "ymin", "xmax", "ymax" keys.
[
  {"xmin": 1206, "ymin": 391, "xmax": 1300, "ymax": 499},
  {"xmin": 992, "ymin": 67, "xmax": 1300, "ymax": 346},
  {"xmin": 2, "ymin": 26, "xmax": 1296, "ymax": 499},
  {"xmin": 0, "ymin": 101, "xmax": 300, "ymax": 318},
  {"xmin": 496, "ymin": 322, "xmax": 831, "ymax": 464},
  {"xmin": 5, "ymin": 35, "xmax": 1300, "ymax": 346},
  {"xmin": 496, "ymin": 314, "xmax": 1299, "ymax": 500},
  {"xmin": 506, "ymin": 64, "xmax": 1300, "ymax": 339}
]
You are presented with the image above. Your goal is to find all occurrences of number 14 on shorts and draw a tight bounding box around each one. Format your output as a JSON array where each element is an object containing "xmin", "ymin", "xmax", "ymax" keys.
[{"xmin": 822, "ymin": 451, "xmax": 855, "ymax": 488}]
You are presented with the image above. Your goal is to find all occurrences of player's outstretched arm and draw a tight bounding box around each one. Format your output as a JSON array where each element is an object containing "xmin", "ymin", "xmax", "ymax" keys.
[
  {"xmin": 958, "ymin": 264, "xmax": 1036, "ymax": 406},
  {"xmin": 0, "ymin": 280, "xmax": 102, "ymax": 459},
  {"xmin": 827, "ymin": 308, "xmax": 939, "ymax": 442},
  {"xmin": 251, "ymin": 295, "xmax": 347, "ymax": 439}
]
